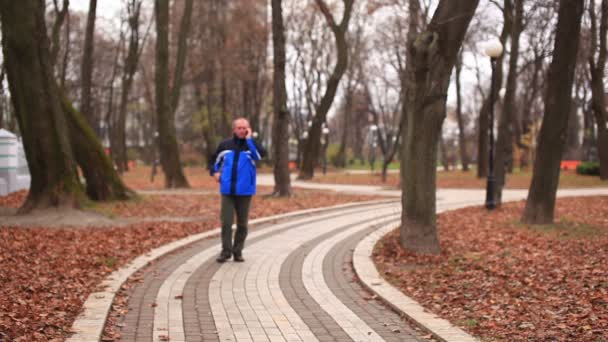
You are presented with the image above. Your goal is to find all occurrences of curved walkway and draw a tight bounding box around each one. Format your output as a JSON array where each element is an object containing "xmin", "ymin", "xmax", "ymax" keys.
[{"xmin": 69, "ymin": 180, "xmax": 608, "ymax": 342}]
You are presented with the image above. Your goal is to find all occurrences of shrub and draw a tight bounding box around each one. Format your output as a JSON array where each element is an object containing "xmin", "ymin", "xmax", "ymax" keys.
[{"xmin": 576, "ymin": 161, "xmax": 600, "ymax": 176}]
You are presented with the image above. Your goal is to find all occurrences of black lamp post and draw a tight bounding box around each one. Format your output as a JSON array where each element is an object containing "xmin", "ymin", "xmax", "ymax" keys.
[
  {"xmin": 322, "ymin": 125, "xmax": 330, "ymax": 175},
  {"xmin": 369, "ymin": 124, "xmax": 378, "ymax": 172},
  {"xmin": 484, "ymin": 40, "xmax": 503, "ymax": 210}
]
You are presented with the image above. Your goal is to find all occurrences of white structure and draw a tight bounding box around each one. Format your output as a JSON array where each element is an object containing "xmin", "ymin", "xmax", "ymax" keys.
[{"xmin": 0, "ymin": 129, "xmax": 30, "ymax": 196}]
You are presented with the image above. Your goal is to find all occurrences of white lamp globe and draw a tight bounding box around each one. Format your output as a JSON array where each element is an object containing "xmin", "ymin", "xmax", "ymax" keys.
[
  {"xmin": 499, "ymin": 88, "xmax": 507, "ymax": 98},
  {"xmin": 484, "ymin": 40, "xmax": 503, "ymax": 58}
]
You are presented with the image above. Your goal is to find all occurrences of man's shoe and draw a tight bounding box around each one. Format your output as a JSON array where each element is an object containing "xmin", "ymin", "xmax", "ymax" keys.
[
  {"xmin": 216, "ymin": 254, "xmax": 231, "ymax": 263},
  {"xmin": 233, "ymin": 254, "xmax": 245, "ymax": 262}
]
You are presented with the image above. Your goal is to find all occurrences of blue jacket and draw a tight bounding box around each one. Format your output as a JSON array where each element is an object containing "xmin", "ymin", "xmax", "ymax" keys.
[{"xmin": 210, "ymin": 135, "xmax": 266, "ymax": 196}]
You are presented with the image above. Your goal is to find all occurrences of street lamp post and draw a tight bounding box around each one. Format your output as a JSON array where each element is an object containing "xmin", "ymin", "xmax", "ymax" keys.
[
  {"xmin": 322, "ymin": 125, "xmax": 330, "ymax": 175},
  {"xmin": 484, "ymin": 40, "xmax": 503, "ymax": 210},
  {"xmin": 369, "ymin": 124, "xmax": 378, "ymax": 172}
]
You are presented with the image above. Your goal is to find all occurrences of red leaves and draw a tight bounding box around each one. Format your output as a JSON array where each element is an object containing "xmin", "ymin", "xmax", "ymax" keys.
[
  {"xmin": 374, "ymin": 196, "xmax": 608, "ymax": 341},
  {"xmin": 0, "ymin": 186, "xmax": 381, "ymax": 341}
]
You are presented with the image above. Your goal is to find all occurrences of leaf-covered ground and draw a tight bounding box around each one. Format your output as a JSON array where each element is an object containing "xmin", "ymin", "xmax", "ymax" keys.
[
  {"xmin": 313, "ymin": 169, "xmax": 608, "ymax": 189},
  {"xmin": 0, "ymin": 189, "xmax": 381, "ymax": 341},
  {"xmin": 374, "ymin": 196, "xmax": 608, "ymax": 341}
]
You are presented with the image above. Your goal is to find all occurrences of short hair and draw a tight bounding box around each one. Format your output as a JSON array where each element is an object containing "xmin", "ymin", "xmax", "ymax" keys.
[{"xmin": 232, "ymin": 117, "xmax": 250, "ymax": 129}]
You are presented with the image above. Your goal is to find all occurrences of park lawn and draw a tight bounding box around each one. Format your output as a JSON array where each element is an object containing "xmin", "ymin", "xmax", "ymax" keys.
[
  {"xmin": 311, "ymin": 169, "xmax": 608, "ymax": 189},
  {"xmin": 374, "ymin": 196, "xmax": 608, "ymax": 341},
  {"xmin": 0, "ymin": 189, "xmax": 383, "ymax": 341}
]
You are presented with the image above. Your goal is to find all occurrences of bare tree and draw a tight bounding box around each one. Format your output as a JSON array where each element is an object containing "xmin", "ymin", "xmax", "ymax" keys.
[
  {"xmin": 454, "ymin": 49, "xmax": 470, "ymax": 171},
  {"xmin": 298, "ymin": 0, "xmax": 354, "ymax": 180},
  {"xmin": 113, "ymin": 0, "xmax": 147, "ymax": 173},
  {"xmin": 271, "ymin": 0, "xmax": 292, "ymax": 196},
  {"xmin": 522, "ymin": 0, "xmax": 584, "ymax": 224},
  {"xmin": 400, "ymin": 0, "xmax": 479, "ymax": 254},
  {"xmin": 494, "ymin": 0, "xmax": 524, "ymax": 205},
  {"xmin": 0, "ymin": 0, "xmax": 84, "ymax": 212},
  {"xmin": 588, "ymin": 0, "xmax": 608, "ymax": 179},
  {"xmin": 154, "ymin": 0, "xmax": 190, "ymax": 188},
  {"xmin": 80, "ymin": 0, "xmax": 97, "ymax": 131}
]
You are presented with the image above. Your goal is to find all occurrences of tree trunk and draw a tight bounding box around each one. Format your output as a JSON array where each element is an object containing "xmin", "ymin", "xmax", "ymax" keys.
[
  {"xmin": 61, "ymin": 94, "xmax": 134, "ymax": 201},
  {"xmin": 169, "ymin": 0, "xmax": 194, "ymax": 119},
  {"xmin": 60, "ymin": 10, "xmax": 71, "ymax": 88},
  {"xmin": 381, "ymin": 119, "xmax": 403, "ymax": 182},
  {"xmin": 80, "ymin": 0, "xmax": 98, "ymax": 133},
  {"xmin": 271, "ymin": 0, "xmax": 291, "ymax": 196},
  {"xmin": 336, "ymin": 90, "xmax": 353, "ymax": 168},
  {"xmin": 588, "ymin": 0, "xmax": 608, "ymax": 179},
  {"xmin": 495, "ymin": 0, "xmax": 523, "ymax": 205},
  {"xmin": 298, "ymin": 0, "xmax": 354, "ymax": 180},
  {"xmin": 400, "ymin": 0, "xmax": 479, "ymax": 254},
  {"xmin": 439, "ymin": 134, "xmax": 450, "ymax": 171},
  {"xmin": 454, "ymin": 50, "xmax": 469, "ymax": 172},
  {"xmin": 522, "ymin": 0, "xmax": 584, "ymax": 224},
  {"xmin": 155, "ymin": 0, "xmax": 189, "ymax": 188},
  {"xmin": 115, "ymin": 0, "xmax": 144, "ymax": 173},
  {"xmin": 0, "ymin": 0, "xmax": 85, "ymax": 213}
]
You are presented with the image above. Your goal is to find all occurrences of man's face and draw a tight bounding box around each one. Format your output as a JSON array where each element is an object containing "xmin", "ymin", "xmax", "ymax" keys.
[{"xmin": 233, "ymin": 119, "xmax": 250, "ymax": 139}]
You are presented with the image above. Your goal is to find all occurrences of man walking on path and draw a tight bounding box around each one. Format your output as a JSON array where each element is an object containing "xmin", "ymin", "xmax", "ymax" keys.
[{"xmin": 210, "ymin": 118, "xmax": 266, "ymax": 263}]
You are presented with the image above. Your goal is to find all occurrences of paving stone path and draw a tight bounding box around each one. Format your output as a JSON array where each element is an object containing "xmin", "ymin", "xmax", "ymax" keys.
[
  {"xmin": 112, "ymin": 201, "xmax": 429, "ymax": 342},
  {"xmin": 68, "ymin": 180, "xmax": 608, "ymax": 342}
]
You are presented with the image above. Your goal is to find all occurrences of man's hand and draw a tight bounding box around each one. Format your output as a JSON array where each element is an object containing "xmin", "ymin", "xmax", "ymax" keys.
[
  {"xmin": 246, "ymin": 127, "xmax": 252, "ymax": 139},
  {"xmin": 213, "ymin": 172, "xmax": 221, "ymax": 182}
]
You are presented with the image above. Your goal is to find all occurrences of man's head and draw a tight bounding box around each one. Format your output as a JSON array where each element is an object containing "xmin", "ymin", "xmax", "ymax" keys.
[{"xmin": 232, "ymin": 118, "xmax": 251, "ymax": 139}]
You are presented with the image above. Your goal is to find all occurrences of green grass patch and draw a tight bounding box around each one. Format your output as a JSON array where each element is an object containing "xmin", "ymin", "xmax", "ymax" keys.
[
  {"xmin": 99, "ymin": 256, "xmax": 118, "ymax": 268},
  {"xmin": 520, "ymin": 219, "xmax": 606, "ymax": 239}
]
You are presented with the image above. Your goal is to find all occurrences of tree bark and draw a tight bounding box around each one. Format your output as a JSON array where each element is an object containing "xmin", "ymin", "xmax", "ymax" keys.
[
  {"xmin": 0, "ymin": 0, "xmax": 85, "ymax": 213},
  {"xmin": 495, "ymin": 0, "xmax": 523, "ymax": 205},
  {"xmin": 271, "ymin": 0, "xmax": 292, "ymax": 196},
  {"xmin": 400, "ymin": 0, "xmax": 479, "ymax": 254},
  {"xmin": 80, "ymin": 0, "xmax": 98, "ymax": 132},
  {"xmin": 298, "ymin": 0, "xmax": 354, "ymax": 180},
  {"xmin": 588, "ymin": 0, "xmax": 608, "ymax": 179},
  {"xmin": 155, "ymin": 0, "xmax": 189, "ymax": 188},
  {"xmin": 61, "ymin": 94, "xmax": 134, "ymax": 201},
  {"xmin": 522, "ymin": 0, "xmax": 584, "ymax": 224},
  {"xmin": 454, "ymin": 49, "xmax": 470, "ymax": 171}
]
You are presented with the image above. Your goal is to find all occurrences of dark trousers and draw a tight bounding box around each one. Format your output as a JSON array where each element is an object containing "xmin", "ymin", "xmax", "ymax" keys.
[{"xmin": 220, "ymin": 195, "xmax": 252, "ymax": 257}]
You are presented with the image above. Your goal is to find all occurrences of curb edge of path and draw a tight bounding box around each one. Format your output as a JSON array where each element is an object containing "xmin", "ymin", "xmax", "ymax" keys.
[
  {"xmin": 352, "ymin": 203, "xmax": 481, "ymax": 342},
  {"xmin": 67, "ymin": 198, "xmax": 396, "ymax": 342}
]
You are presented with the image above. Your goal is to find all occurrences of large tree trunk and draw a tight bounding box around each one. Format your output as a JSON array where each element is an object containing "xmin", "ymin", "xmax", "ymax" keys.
[
  {"xmin": 522, "ymin": 0, "xmax": 584, "ymax": 224},
  {"xmin": 588, "ymin": 0, "xmax": 608, "ymax": 179},
  {"xmin": 155, "ymin": 0, "xmax": 189, "ymax": 188},
  {"xmin": 0, "ymin": 0, "xmax": 85, "ymax": 213},
  {"xmin": 298, "ymin": 0, "xmax": 354, "ymax": 180},
  {"xmin": 61, "ymin": 95, "xmax": 134, "ymax": 201},
  {"xmin": 80, "ymin": 0, "xmax": 98, "ymax": 133},
  {"xmin": 454, "ymin": 49, "xmax": 470, "ymax": 172},
  {"xmin": 115, "ymin": 0, "xmax": 144, "ymax": 173},
  {"xmin": 271, "ymin": 0, "xmax": 292, "ymax": 196},
  {"xmin": 400, "ymin": 0, "xmax": 479, "ymax": 254},
  {"xmin": 495, "ymin": 0, "xmax": 523, "ymax": 205}
]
